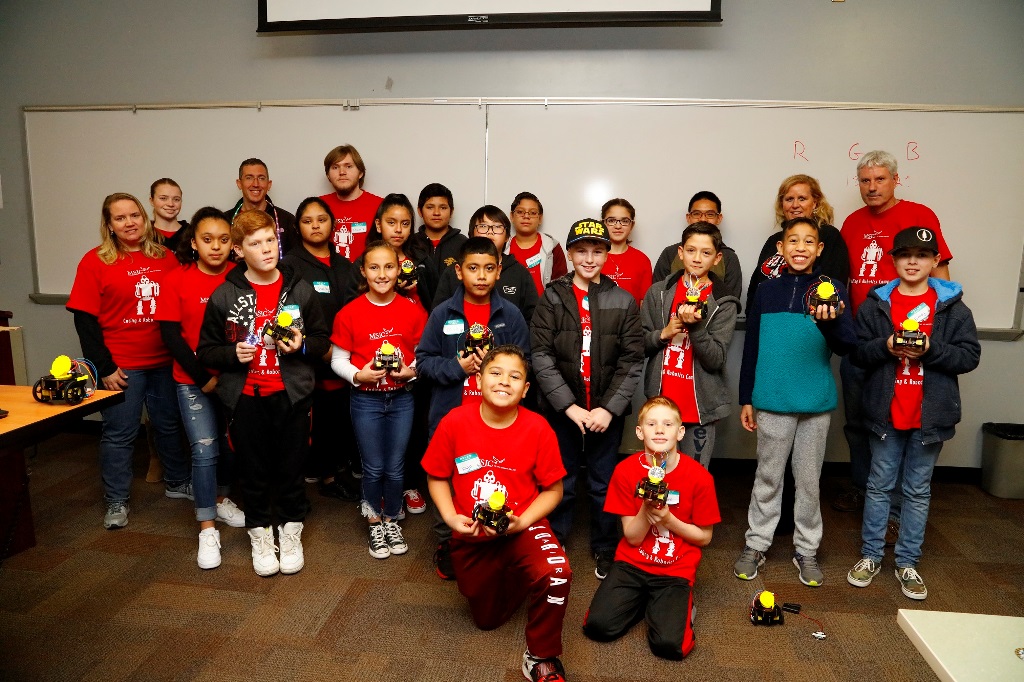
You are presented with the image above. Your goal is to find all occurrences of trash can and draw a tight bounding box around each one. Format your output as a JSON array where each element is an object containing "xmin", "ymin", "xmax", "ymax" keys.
[{"xmin": 981, "ymin": 423, "xmax": 1024, "ymax": 499}]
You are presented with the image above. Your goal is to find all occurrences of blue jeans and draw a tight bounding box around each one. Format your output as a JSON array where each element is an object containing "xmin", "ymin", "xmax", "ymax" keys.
[
  {"xmin": 861, "ymin": 426, "xmax": 942, "ymax": 568},
  {"xmin": 99, "ymin": 366, "xmax": 188, "ymax": 503},
  {"xmin": 841, "ymin": 356, "xmax": 903, "ymax": 521},
  {"xmin": 547, "ymin": 410, "xmax": 625, "ymax": 554},
  {"xmin": 350, "ymin": 389, "xmax": 414, "ymax": 519},
  {"xmin": 176, "ymin": 383, "xmax": 232, "ymax": 522}
]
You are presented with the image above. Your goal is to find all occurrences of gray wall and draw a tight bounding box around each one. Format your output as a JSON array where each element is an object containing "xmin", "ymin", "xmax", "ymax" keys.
[{"xmin": 1, "ymin": 0, "xmax": 1021, "ymax": 466}]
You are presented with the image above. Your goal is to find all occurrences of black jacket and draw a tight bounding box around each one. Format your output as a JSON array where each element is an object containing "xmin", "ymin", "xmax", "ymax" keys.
[
  {"xmin": 223, "ymin": 196, "xmax": 297, "ymax": 256},
  {"xmin": 408, "ymin": 226, "xmax": 467, "ymax": 306},
  {"xmin": 431, "ymin": 252, "xmax": 539, "ymax": 322},
  {"xmin": 196, "ymin": 261, "xmax": 330, "ymax": 411},
  {"xmin": 530, "ymin": 274, "xmax": 644, "ymax": 416},
  {"xmin": 746, "ymin": 224, "xmax": 850, "ymax": 315}
]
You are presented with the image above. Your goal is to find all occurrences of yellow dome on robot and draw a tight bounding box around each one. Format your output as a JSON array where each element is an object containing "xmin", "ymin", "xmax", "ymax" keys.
[
  {"xmin": 816, "ymin": 281, "xmax": 836, "ymax": 299},
  {"xmin": 759, "ymin": 591, "xmax": 775, "ymax": 609},
  {"xmin": 50, "ymin": 355, "xmax": 73, "ymax": 377},
  {"xmin": 488, "ymin": 490, "xmax": 506, "ymax": 510},
  {"xmin": 380, "ymin": 341, "xmax": 396, "ymax": 355},
  {"xmin": 902, "ymin": 318, "xmax": 920, "ymax": 332},
  {"xmin": 277, "ymin": 311, "xmax": 293, "ymax": 327}
]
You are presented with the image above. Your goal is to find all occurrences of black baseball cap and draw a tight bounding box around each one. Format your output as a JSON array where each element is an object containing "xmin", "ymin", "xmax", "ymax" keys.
[
  {"xmin": 565, "ymin": 218, "xmax": 611, "ymax": 248},
  {"xmin": 890, "ymin": 227, "xmax": 940, "ymax": 255}
]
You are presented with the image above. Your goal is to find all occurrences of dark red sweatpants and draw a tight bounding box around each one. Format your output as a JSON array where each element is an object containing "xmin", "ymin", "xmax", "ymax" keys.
[{"xmin": 451, "ymin": 520, "xmax": 572, "ymax": 659}]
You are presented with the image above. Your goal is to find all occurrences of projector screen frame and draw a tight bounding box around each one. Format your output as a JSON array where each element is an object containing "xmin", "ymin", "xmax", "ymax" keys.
[{"xmin": 257, "ymin": 1, "xmax": 722, "ymax": 33}]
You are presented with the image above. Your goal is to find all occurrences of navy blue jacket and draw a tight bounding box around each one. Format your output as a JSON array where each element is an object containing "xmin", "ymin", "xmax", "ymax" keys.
[
  {"xmin": 416, "ymin": 285, "xmax": 531, "ymax": 435},
  {"xmin": 852, "ymin": 278, "xmax": 980, "ymax": 444}
]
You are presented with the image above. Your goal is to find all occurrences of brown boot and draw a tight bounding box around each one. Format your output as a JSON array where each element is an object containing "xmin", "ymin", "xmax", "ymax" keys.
[{"xmin": 145, "ymin": 452, "xmax": 164, "ymax": 483}]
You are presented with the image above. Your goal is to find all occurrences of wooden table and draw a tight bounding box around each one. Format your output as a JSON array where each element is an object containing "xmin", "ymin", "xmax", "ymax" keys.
[
  {"xmin": 898, "ymin": 609, "xmax": 1024, "ymax": 681},
  {"xmin": 0, "ymin": 385, "xmax": 123, "ymax": 558}
]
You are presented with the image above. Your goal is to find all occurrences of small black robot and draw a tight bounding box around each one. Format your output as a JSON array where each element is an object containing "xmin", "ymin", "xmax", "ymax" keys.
[
  {"xmin": 677, "ymin": 294, "xmax": 707, "ymax": 321},
  {"xmin": 373, "ymin": 341, "xmax": 401, "ymax": 371},
  {"xmin": 635, "ymin": 465, "xmax": 669, "ymax": 509},
  {"xmin": 398, "ymin": 259, "xmax": 418, "ymax": 287},
  {"xmin": 750, "ymin": 590, "xmax": 785, "ymax": 626},
  {"xmin": 806, "ymin": 277, "xmax": 840, "ymax": 312},
  {"xmin": 261, "ymin": 311, "xmax": 296, "ymax": 343},
  {"xmin": 461, "ymin": 323, "xmax": 493, "ymax": 358},
  {"xmin": 894, "ymin": 318, "xmax": 927, "ymax": 348},
  {"xmin": 473, "ymin": 490, "xmax": 512, "ymax": 534},
  {"xmin": 32, "ymin": 355, "xmax": 92, "ymax": 406}
]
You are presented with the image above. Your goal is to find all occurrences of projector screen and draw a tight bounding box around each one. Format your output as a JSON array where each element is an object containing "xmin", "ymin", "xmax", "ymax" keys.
[{"xmin": 258, "ymin": 0, "xmax": 720, "ymax": 32}]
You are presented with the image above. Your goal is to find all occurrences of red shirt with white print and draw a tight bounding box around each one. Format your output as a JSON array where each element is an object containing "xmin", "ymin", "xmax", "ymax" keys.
[
  {"xmin": 242, "ymin": 278, "xmax": 287, "ymax": 396},
  {"xmin": 461, "ymin": 301, "xmax": 491, "ymax": 406},
  {"xmin": 573, "ymin": 283, "xmax": 593, "ymax": 408},
  {"xmin": 604, "ymin": 246, "xmax": 653, "ymax": 305},
  {"xmin": 155, "ymin": 263, "xmax": 234, "ymax": 384},
  {"xmin": 605, "ymin": 452, "xmax": 720, "ymax": 581},
  {"xmin": 421, "ymin": 404, "xmax": 566, "ymax": 541},
  {"xmin": 659, "ymin": 280, "xmax": 713, "ymax": 424},
  {"xmin": 889, "ymin": 287, "xmax": 938, "ymax": 430},
  {"xmin": 67, "ymin": 248, "xmax": 179, "ymax": 370},
  {"xmin": 840, "ymin": 200, "xmax": 950, "ymax": 315},
  {"xmin": 509, "ymin": 238, "xmax": 544, "ymax": 294},
  {"xmin": 319, "ymin": 190, "xmax": 383, "ymax": 262},
  {"xmin": 331, "ymin": 293, "xmax": 427, "ymax": 392}
]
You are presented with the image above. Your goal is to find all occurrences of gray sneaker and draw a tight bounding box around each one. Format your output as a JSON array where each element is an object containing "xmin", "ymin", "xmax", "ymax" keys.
[
  {"xmin": 847, "ymin": 557, "xmax": 881, "ymax": 588},
  {"xmin": 165, "ymin": 481, "xmax": 194, "ymax": 501},
  {"xmin": 793, "ymin": 553, "xmax": 823, "ymax": 587},
  {"xmin": 896, "ymin": 566, "xmax": 928, "ymax": 600},
  {"xmin": 103, "ymin": 501, "xmax": 129, "ymax": 530},
  {"xmin": 734, "ymin": 546, "xmax": 766, "ymax": 580}
]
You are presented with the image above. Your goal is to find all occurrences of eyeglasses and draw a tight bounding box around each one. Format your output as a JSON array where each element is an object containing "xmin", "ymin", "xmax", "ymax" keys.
[
  {"xmin": 474, "ymin": 223, "xmax": 506, "ymax": 235},
  {"xmin": 513, "ymin": 209, "xmax": 540, "ymax": 218},
  {"xmin": 604, "ymin": 217, "xmax": 634, "ymax": 227},
  {"xmin": 688, "ymin": 210, "xmax": 720, "ymax": 221},
  {"xmin": 242, "ymin": 174, "xmax": 269, "ymax": 183}
]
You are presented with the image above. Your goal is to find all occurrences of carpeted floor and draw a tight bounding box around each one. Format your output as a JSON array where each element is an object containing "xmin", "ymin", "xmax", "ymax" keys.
[{"xmin": 2, "ymin": 432, "xmax": 1023, "ymax": 681}]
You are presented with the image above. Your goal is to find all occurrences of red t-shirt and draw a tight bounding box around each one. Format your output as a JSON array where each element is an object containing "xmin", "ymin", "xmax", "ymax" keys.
[
  {"xmin": 319, "ymin": 190, "xmax": 383, "ymax": 262},
  {"xmin": 155, "ymin": 263, "xmax": 234, "ymax": 384},
  {"xmin": 421, "ymin": 404, "xmax": 566, "ymax": 538},
  {"xmin": 840, "ymin": 200, "xmax": 950, "ymax": 314},
  {"xmin": 242, "ymin": 278, "xmax": 287, "ymax": 397},
  {"xmin": 573, "ymin": 284, "xmax": 593, "ymax": 408},
  {"xmin": 659, "ymin": 282, "xmax": 713, "ymax": 423},
  {"xmin": 461, "ymin": 300, "xmax": 491, "ymax": 405},
  {"xmin": 67, "ymin": 248, "xmax": 179, "ymax": 370},
  {"xmin": 604, "ymin": 246, "xmax": 653, "ymax": 305},
  {"xmin": 606, "ymin": 452, "xmax": 720, "ymax": 582},
  {"xmin": 889, "ymin": 287, "xmax": 938, "ymax": 430},
  {"xmin": 509, "ymin": 237, "xmax": 545, "ymax": 294},
  {"xmin": 331, "ymin": 293, "xmax": 427, "ymax": 392}
]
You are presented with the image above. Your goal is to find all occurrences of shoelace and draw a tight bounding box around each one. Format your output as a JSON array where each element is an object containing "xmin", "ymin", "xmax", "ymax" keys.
[
  {"xmin": 107, "ymin": 503, "xmax": 127, "ymax": 515},
  {"xmin": 279, "ymin": 529, "xmax": 301, "ymax": 555},
  {"xmin": 900, "ymin": 567, "xmax": 924, "ymax": 584},
  {"xmin": 798, "ymin": 555, "xmax": 820, "ymax": 571},
  {"xmin": 853, "ymin": 558, "xmax": 876, "ymax": 573},
  {"xmin": 404, "ymin": 490, "xmax": 422, "ymax": 503},
  {"xmin": 370, "ymin": 523, "xmax": 388, "ymax": 547},
  {"xmin": 252, "ymin": 531, "xmax": 278, "ymax": 556},
  {"xmin": 202, "ymin": 532, "xmax": 221, "ymax": 549},
  {"xmin": 384, "ymin": 522, "xmax": 405, "ymax": 544}
]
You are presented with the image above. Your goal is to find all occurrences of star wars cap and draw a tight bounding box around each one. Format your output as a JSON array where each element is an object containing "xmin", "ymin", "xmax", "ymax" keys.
[
  {"xmin": 890, "ymin": 227, "xmax": 940, "ymax": 255},
  {"xmin": 565, "ymin": 218, "xmax": 611, "ymax": 248}
]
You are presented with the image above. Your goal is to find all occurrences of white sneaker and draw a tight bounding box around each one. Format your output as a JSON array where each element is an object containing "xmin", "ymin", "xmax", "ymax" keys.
[
  {"xmin": 216, "ymin": 498, "xmax": 246, "ymax": 528},
  {"xmin": 197, "ymin": 527, "xmax": 222, "ymax": 569},
  {"xmin": 278, "ymin": 522, "xmax": 305, "ymax": 575},
  {"xmin": 248, "ymin": 526, "xmax": 279, "ymax": 576}
]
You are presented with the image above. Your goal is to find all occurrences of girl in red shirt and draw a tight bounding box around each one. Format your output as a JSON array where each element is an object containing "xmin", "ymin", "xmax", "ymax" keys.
[
  {"xmin": 157, "ymin": 207, "xmax": 245, "ymax": 569},
  {"xmin": 602, "ymin": 198, "xmax": 653, "ymax": 305},
  {"xmin": 331, "ymin": 241, "xmax": 427, "ymax": 560},
  {"xmin": 67, "ymin": 192, "xmax": 190, "ymax": 530}
]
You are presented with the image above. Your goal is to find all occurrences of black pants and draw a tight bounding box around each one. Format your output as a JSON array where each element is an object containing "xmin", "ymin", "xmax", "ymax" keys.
[
  {"xmin": 230, "ymin": 392, "xmax": 312, "ymax": 529},
  {"xmin": 308, "ymin": 385, "xmax": 357, "ymax": 479},
  {"xmin": 583, "ymin": 561, "xmax": 696, "ymax": 660}
]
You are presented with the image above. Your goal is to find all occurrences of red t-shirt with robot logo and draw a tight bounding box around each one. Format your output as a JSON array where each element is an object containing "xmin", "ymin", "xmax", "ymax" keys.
[
  {"xmin": 573, "ymin": 284, "xmax": 593, "ymax": 408},
  {"xmin": 67, "ymin": 248, "xmax": 179, "ymax": 370},
  {"xmin": 155, "ymin": 263, "xmax": 234, "ymax": 384},
  {"xmin": 421, "ymin": 404, "xmax": 566, "ymax": 540},
  {"xmin": 889, "ymin": 287, "xmax": 937, "ymax": 430},
  {"xmin": 659, "ymin": 281, "xmax": 713, "ymax": 424},
  {"xmin": 461, "ymin": 301, "xmax": 491, "ymax": 405},
  {"xmin": 331, "ymin": 293, "xmax": 426, "ymax": 392},
  {"xmin": 242, "ymin": 279, "xmax": 286, "ymax": 397},
  {"xmin": 605, "ymin": 452, "xmax": 720, "ymax": 581},
  {"xmin": 319, "ymin": 190, "xmax": 383, "ymax": 262},
  {"xmin": 509, "ymin": 238, "xmax": 544, "ymax": 294}
]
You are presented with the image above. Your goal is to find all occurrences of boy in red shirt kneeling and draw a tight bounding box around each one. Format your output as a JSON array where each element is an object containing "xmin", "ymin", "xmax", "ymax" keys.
[
  {"xmin": 423, "ymin": 344, "xmax": 571, "ymax": 682},
  {"xmin": 582, "ymin": 396, "xmax": 720, "ymax": 660}
]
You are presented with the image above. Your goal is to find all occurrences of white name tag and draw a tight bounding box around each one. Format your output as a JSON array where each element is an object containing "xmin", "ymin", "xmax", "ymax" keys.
[
  {"xmin": 443, "ymin": 319, "xmax": 466, "ymax": 335},
  {"xmin": 281, "ymin": 304, "xmax": 301, "ymax": 321},
  {"xmin": 455, "ymin": 452, "xmax": 482, "ymax": 475},
  {"xmin": 666, "ymin": 490, "xmax": 680, "ymax": 506},
  {"xmin": 526, "ymin": 253, "xmax": 543, "ymax": 269},
  {"xmin": 351, "ymin": 222, "xmax": 368, "ymax": 234},
  {"xmin": 313, "ymin": 281, "xmax": 330, "ymax": 294}
]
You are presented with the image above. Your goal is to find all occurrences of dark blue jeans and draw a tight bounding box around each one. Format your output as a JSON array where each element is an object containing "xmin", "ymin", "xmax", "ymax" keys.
[
  {"xmin": 176, "ymin": 383, "xmax": 232, "ymax": 522},
  {"xmin": 546, "ymin": 410, "xmax": 625, "ymax": 554},
  {"xmin": 350, "ymin": 389, "xmax": 414, "ymax": 520},
  {"xmin": 99, "ymin": 366, "xmax": 187, "ymax": 503}
]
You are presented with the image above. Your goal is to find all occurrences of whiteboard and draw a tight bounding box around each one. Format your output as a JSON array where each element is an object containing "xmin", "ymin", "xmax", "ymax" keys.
[{"xmin": 24, "ymin": 100, "xmax": 1024, "ymax": 330}]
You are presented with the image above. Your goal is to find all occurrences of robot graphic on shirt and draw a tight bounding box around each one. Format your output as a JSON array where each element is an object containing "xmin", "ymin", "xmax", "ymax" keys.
[
  {"xmin": 859, "ymin": 239, "xmax": 884, "ymax": 278},
  {"xmin": 333, "ymin": 224, "xmax": 353, "ymax": 259},
  {"xmin": 649, "ymin": 523, "xmax": 676, "ymax": 558},
  {"xmin": 135, "ymin": 275, "xmax": 160, "ymax": 315},
  {"xmin": 471, "ymin": 470, "xmax": 508, "ymax": 508},
  {"xmin": 580, "ymin": 327, "xmax": 592, "ymax": 373}
]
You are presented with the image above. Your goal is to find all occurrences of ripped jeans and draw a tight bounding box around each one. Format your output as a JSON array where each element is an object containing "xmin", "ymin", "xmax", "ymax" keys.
[{"xmin": 176, "ymin": 383, "xmax": 232, "ymax": 522}]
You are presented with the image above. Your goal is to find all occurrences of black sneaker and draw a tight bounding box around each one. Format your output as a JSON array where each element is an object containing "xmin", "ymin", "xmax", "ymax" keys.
[
  {"xmin": 594, "ymin": 549, "xmax": 615, "ymax": 580},
  {"xmin": 319, "ymin": 477, "xmax": 360, "ymax": 501},
  {"xmin": 433, "ymin": 539, "xmax": 456, "ymax": 580}
]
